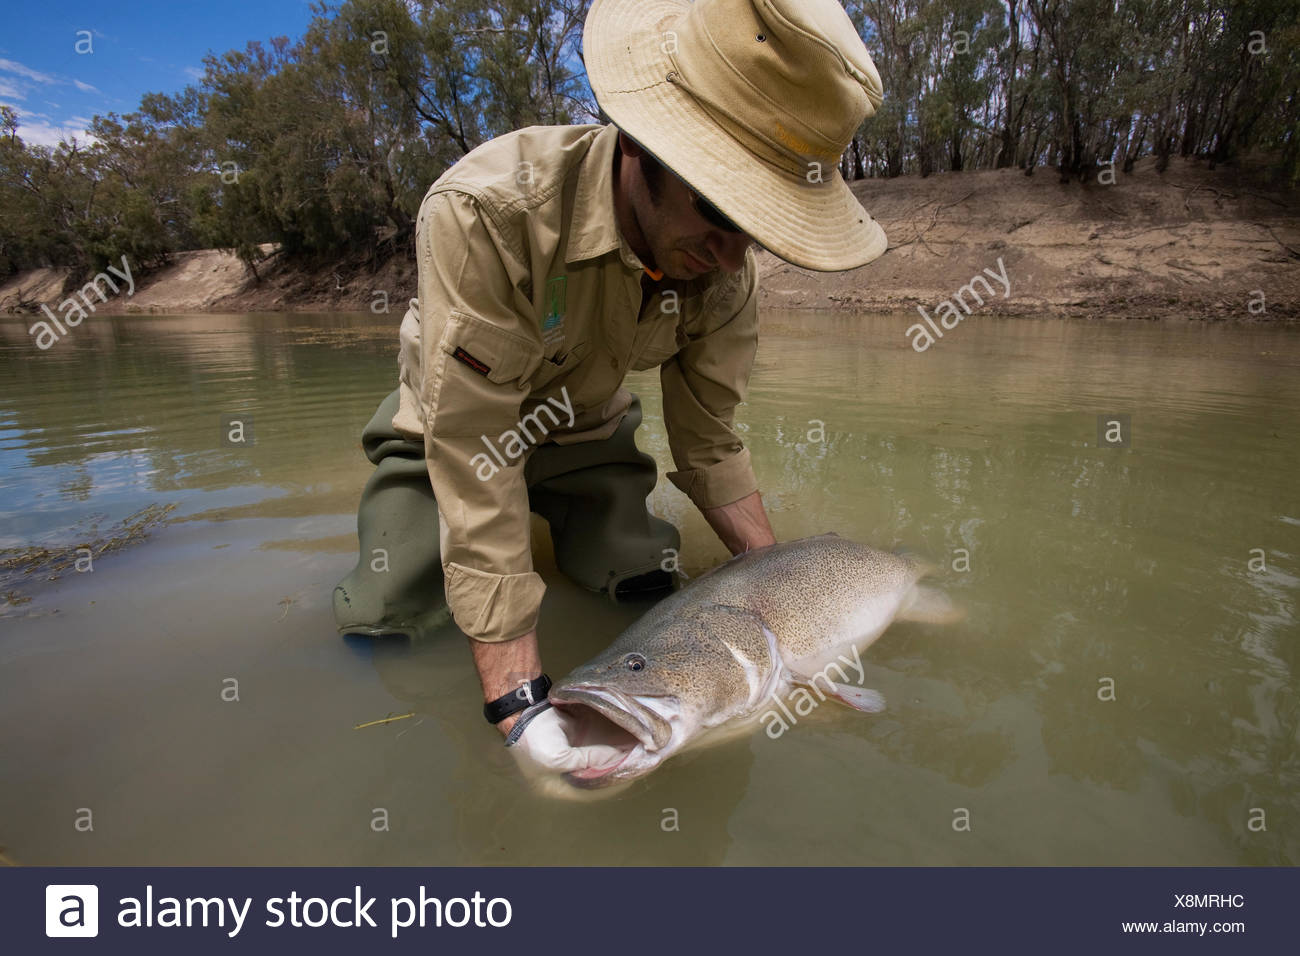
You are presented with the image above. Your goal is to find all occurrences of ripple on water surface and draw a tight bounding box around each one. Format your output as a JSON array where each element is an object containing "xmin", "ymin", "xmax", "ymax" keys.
[{"xmin": 0, "ymin": 311, "xmax": 1296, "ymax": 864}]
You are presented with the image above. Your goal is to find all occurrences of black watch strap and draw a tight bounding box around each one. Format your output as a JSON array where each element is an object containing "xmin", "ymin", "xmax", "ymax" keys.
[
  {"xmin": 483, "ymin": 674, "xmax": 552, "ymax": 725},
  {"xmin": 504, "ymin": 701, "xmax": 552, "ymax": 746}
]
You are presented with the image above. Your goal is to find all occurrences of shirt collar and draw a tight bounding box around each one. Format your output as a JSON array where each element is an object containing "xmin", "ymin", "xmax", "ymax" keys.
[{"xmin": 566, "ymin": 124, "xmax": 644, "ymax": 272}]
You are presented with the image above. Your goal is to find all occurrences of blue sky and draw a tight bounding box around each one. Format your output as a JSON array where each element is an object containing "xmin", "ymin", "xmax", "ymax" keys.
[{"xmin": 0, "ymin": 0, "xmax": 320, "ymax": 146}]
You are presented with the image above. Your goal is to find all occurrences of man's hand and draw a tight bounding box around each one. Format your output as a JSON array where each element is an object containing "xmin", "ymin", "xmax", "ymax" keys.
[{"xmin": 506, "ymin": 704, "xmax": 627, "ymax": 775}]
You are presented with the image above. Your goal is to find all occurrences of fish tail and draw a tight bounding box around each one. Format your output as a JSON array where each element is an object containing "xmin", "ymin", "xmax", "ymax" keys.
[
  {"xmin": 892, "ymin": 546, "xmax": 940, "ymax": 578},
  {"xmin": 897, "ymin": 585, "xmax": 965, "ymax": 625}
]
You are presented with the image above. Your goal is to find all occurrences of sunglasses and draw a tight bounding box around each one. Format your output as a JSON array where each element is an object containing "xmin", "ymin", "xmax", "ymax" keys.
[
  {"xmin": 687, "ymin": 186, "xmax": 745, "ymax": 234},
  {"xmin": 638, "ymin": 146, "xmax": 747, "ymax": 235}
]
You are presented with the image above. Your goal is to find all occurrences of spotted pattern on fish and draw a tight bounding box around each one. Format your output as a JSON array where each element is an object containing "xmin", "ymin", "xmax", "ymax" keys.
[{"xmin": 548, "ymin": 533, "xmax": 956, "ymax": 787}]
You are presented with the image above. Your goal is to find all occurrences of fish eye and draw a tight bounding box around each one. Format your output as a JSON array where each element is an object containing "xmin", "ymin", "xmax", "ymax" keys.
[{"xmin": 624, "ymin": 653, "xmax": 647, "ymax": 671}]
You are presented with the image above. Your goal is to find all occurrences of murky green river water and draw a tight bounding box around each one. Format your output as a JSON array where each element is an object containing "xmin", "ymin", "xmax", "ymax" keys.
[{"xmin": 1, "ymin": 310, "xmax": 1296, "ymax": 865}]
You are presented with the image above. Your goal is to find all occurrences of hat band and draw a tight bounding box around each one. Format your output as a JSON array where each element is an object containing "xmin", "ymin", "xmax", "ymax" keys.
[{"xmin": 664, "ymin": 66, "xmax": 841, "ymax": 182}]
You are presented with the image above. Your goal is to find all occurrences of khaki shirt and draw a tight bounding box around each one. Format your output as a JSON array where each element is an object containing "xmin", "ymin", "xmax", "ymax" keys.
[{"xmin": 392, "ymin": 123, "xmax": 759, "ymax": 642}]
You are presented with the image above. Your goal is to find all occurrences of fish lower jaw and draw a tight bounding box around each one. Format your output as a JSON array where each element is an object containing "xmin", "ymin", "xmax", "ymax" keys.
[
  {"xmin": 564, "ymin": 746, "xmax": 638, "ymax": 785},
  {"xmin": 548, "ymin": 695, "xmax": 674, "ymax": 787},
  {"xmin": 561, "ymin": 740, "xmax": 675, "ymax": 789}
]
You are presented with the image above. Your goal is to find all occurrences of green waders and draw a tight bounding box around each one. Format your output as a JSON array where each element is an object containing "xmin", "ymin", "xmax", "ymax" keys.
[{"xmin": 332, "ymin": 389, "xmax": 679, "ymax": 638}]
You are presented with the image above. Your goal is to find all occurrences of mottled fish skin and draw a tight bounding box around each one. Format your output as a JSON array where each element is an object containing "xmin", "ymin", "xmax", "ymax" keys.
[{"xmin": 549, "ymin": 534, "xmax": 949, "ymax": 787}]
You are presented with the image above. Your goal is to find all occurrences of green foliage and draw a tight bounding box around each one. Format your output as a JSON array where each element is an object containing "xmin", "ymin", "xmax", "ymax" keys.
[
  {"xmin": 850, "ymin": 0, "xmax": 1300, "ymax": 181},
  {"xmin": 0, "ymin": 0, "xmax": 1295, "ymax": 282},
  {"xmin": 0, "ymin": 0, "xmax": 589, "ymax": 279}
]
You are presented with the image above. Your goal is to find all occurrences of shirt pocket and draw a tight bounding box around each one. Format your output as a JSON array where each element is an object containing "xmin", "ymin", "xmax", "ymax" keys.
[
  {"xmin": 437, "ymin": 310, "xmax": 541, "ymax": 388},
  {"xmin": 530, "ymin": 340, "xmax": 590, "ymax": 390},
  {"xmin": 628, "ymin": 314, "xmax": 684, "ymax": 370}
]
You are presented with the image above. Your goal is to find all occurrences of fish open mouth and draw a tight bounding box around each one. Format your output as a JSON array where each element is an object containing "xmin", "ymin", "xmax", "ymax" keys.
[{"xmin": 548, "ymin": 686, "xmax": 676, "ymax": 787}]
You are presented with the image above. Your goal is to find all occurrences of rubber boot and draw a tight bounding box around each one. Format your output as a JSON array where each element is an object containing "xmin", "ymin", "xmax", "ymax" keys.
[
  {"xmin": 334, "ymin": 390, "xmax": 680, "ymax": 639},
  {"xmin": 527, "ymin": 397, "xmax": 679, "ymax": 599},
  {"xmin": 333, "ymin": 390, "xmax": 448, "ymax": 638}
]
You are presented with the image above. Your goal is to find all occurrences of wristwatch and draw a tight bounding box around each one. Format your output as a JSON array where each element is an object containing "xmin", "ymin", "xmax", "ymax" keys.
[{"xmin": 483, "ymin": 674, "xmax": 552, "ymax": 725}]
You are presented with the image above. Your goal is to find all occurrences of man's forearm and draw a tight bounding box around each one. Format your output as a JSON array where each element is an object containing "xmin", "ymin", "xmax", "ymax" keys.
[
  {"xmin": 701, "ymin": 489, "xmax": 777, "ymax": 556},
  {"xmin": 469, "ymin": 629, "xmax": 542, "ymax": 736}
]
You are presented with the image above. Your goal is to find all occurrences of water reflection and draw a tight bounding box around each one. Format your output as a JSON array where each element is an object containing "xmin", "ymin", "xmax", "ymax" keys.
[{"xmin": 0, "ymin": 310, "xmax": 1296, "ymax": 864}]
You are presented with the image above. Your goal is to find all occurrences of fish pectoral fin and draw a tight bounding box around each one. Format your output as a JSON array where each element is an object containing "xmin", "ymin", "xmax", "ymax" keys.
[
  {"xmin": 897, "ymin": 585, "xmax": 965, "ymax": 625},
  {"xmin": 790, "ymin": 675, "xmax": 887, "ymax": 714},
  {"xmin": 824, "ymin": 684, "xmax": 887, "ymax": 714}
]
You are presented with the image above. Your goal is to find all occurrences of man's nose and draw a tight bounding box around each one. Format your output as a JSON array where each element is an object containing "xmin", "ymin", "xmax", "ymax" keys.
[{"xmin": 706, "ymin": 230, "xmax": 753, "ymax": 273}]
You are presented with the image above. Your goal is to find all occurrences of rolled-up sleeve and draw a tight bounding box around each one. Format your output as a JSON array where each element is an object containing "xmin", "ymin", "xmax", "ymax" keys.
[
  {"xmin": 416, "ymin": 190, "xmax": 545, "ymax": 643},
  {"xmin": 661, "ymin": 251, "xmax": 761, "ymax": 510}
]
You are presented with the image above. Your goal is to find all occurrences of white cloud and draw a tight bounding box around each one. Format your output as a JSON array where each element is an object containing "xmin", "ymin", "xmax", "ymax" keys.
[
  {"xmin": 0, "ymin": 58, "xmax": 103, "ymax": 100},
  {"xmin": 0, "ymin": 58, "xmax": 107, "ymax": 146},
  {"xmin": 9, "ymin": 109, "xmax": 96, "ymax": 148},
  {"xmin": 0, "ymin": 57, "xmax": 57, "ymax": 85},
  {"xmin": 182, "ymin": 65, "xmax": 205, "ymax": 81}
]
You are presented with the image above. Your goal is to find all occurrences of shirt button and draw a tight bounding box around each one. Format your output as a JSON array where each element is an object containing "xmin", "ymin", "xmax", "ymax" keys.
[{"xmin": 609, "ymin": 356, "xmax": 619, "ymax": 369}]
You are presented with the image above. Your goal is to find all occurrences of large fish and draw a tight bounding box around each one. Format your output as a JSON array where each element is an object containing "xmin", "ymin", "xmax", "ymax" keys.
[{"xmin": 547, "ymin": 533, "xmax": 961, "ymax": 788}]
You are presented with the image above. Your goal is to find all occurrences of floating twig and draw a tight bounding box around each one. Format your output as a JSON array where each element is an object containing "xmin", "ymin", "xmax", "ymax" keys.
[{"xmin": 353, "ymin": 712, "xmax": 416, "ymax": 730}]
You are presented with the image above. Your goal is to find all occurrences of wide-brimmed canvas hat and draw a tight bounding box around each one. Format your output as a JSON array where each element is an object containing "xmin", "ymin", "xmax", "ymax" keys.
[{"xmin": 584, "ymin": 0, "xmax": 887, "ymax": 272}]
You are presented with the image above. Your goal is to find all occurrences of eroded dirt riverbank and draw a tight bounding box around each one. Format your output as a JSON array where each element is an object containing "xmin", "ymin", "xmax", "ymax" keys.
[{"xmin": 2, "ymin": 156, "xmax": 1297, "ymax": 322}]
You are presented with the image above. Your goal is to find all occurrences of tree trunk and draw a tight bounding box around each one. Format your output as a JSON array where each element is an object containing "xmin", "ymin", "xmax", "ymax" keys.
[{"xmin": 996, "ymin": 0, "xmax": 1022, "ymax": 169}]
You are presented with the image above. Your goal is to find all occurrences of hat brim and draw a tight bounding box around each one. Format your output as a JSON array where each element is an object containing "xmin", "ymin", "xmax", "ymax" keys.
[{"xmin": 584, "ymin": 0, "xmax": 886, "ymax": 272}]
